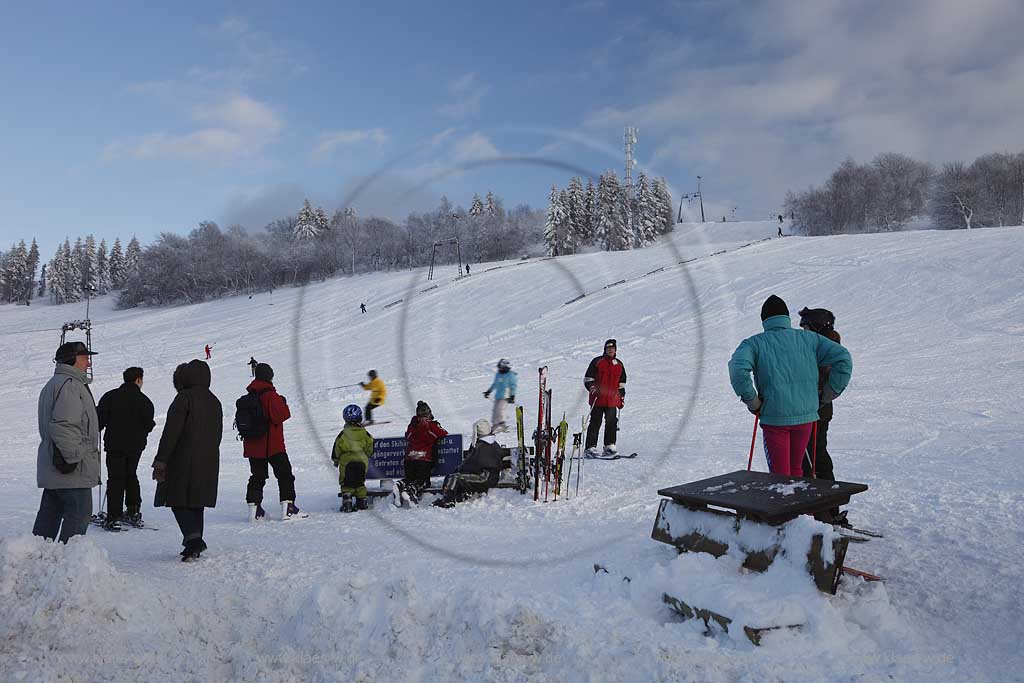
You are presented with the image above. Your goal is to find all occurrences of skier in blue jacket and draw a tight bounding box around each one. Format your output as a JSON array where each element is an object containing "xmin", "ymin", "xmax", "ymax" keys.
[
  {"xmin": 728, "ymin": 295, "xmax": 852, "ymax": 477},
  {"xmin": 483, "ymin": 359, "xmax": 518, "ymax": 433}
]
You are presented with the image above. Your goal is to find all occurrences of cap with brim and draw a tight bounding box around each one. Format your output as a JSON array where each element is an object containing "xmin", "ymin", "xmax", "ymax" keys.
[{"xmin": 55, "ymin": 341, "xmax": 98, "ymax": 361}]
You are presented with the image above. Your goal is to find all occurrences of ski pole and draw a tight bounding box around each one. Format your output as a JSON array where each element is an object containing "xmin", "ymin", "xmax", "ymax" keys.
[
  {"xmin": 746, "ymin": 412, "xmax": 760, "ymax": 471},
  {"xmin": 811, "ymin": 421, "xmax": 818, "ymax": 478}
]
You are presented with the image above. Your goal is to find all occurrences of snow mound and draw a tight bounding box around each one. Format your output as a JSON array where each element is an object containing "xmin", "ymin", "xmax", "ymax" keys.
[{"xmin": 0, "ymin": 535, "xmax": 132, "ymax": 645}]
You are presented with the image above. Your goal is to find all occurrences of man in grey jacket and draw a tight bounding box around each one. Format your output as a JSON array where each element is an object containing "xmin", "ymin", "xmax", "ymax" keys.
[{"xmin": 33, "ymin": 341, "xmax": 102, "ymax": 543}]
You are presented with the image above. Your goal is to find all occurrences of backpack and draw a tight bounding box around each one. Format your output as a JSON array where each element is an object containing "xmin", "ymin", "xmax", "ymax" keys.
[{"xmin": 234, "ymin": 388, "xmax": 271, "ymax": 440}]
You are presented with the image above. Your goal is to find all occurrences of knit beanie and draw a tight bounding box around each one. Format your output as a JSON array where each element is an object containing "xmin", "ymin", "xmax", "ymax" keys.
[
  {"xmin": 760, "ymin": 295, "xmax": 789, "ymax": 321},
  {"xmin": 254, "ymin": 363, "xmax": 274, "ymax": 382}
]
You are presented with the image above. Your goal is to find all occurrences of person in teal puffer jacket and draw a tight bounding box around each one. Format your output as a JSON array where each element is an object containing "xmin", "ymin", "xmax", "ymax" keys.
[{"xmin": 728, "ymin": 295, "xmax": 852, "ymax": 476}]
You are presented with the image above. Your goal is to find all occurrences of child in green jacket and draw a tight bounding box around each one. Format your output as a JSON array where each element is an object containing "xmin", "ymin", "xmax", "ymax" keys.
[{"xmin": 332, "ymin": 404, "xmax": 374, "ymax": 512}]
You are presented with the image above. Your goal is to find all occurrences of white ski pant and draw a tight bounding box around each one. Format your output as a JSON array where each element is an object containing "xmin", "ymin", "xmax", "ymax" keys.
[{"xmin": 491, "ymin": 398, "xmax": 508, "ymax": 426}]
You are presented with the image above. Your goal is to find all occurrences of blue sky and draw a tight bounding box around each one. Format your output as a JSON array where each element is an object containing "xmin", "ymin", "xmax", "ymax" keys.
[{"xmin": 3, "ymin": 0, "xmax": 1024, "ymax": 257}]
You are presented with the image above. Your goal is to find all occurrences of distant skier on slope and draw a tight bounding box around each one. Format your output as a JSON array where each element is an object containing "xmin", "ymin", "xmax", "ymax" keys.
[
  {"xmin": 332, "ymin": 404, "xmax": 373, "ymax": 513},
  {"xmin": 359, "ymin": 370, "xmax": 387, "ymax": 425},
  {"xmin": 360, "ymin": 303, "xmax": 366, "ymax": 314},
  {"xmin": 728, "ymin": 295, "xmax": 852, "ymax": 477},
  {"xmin": 204, "ymin": 344, "xmax": 213, "ymax": 360},
  {"xmin": 248, "ymin": 357, "xmax": 258, "ymax": 377},
  {"xmin": 393, "ymin": 401, "xmax": 448, "ymax": 506},
  {"xmin": 433, "ymin": 419, "xmax": 511, "ymax": 508},
  {"xmin": 583, "ymin": 339, "xmax": 626, "ymax": 458},
  {"xmin": 483, "ymin": 359, "xmax": 517, "ymax": 432}
]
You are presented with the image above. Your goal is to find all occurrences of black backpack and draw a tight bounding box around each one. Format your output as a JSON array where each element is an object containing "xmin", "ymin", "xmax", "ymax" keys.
[{"xmin": 234, "ymin": 388, "xmax": 271, "ymax": 440}]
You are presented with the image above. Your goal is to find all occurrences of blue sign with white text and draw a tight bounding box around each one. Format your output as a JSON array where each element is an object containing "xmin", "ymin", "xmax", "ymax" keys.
[{"xmin": 369, "ymin": 434, "xmax": 463, "ymax": 479}]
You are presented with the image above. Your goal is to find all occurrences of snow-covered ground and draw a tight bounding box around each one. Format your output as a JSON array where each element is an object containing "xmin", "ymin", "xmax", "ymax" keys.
[{"xmin": 1, "ymin": 221, "xmax": 1021, "ymax": 681}]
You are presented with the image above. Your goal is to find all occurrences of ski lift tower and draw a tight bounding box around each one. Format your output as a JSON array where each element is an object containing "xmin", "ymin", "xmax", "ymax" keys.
[
  {"xmin": 60, "ymin": 285, "xmax": 97, "ymax": 379},
  {"xmin": 624, "ymin": 127, "xmax": 639, "ymax": 245},
  {"xmin": 678, "ymin": 175, "xmax": 706, "ymax": 223},
  {"xmin": 427, "ymin": 238, "xmax": 463, "ymax": 281}
]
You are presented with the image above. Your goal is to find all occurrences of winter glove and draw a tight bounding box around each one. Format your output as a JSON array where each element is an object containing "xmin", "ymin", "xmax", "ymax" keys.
[
  {"xmin": 743, "ymin": 396, "xmax": 762, "ymax": 415},
  {"xmin": 152, "ymin": 462, "xmax": 167, "ymax": 483},
  {"xmin": 507, "ymin": 395, "xmax": 515, "ymax": 404},
  {"xmin": 360, "ymin": 382, "xmax": 366, "ymax": 388},
  {"xmin": 483, "ymin": 390, "xmax": 491, "ymax": 399}
]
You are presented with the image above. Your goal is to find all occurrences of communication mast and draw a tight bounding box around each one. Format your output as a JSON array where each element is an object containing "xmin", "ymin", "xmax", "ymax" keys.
[{"xmin": 624, "ymin": 126, "xmax": 639, "ymax": 244}]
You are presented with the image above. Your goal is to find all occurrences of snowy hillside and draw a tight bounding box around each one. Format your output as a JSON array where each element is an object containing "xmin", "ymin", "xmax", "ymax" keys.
[{"xmin": 1, "ymin": 221, "xmax": 1022, "ymax": 681}]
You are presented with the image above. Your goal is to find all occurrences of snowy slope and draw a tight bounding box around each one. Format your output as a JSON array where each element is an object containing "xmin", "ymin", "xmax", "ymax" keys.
[{"xmin": 0, "ymin": 221, "xmax": 1021, "ymax": 682}]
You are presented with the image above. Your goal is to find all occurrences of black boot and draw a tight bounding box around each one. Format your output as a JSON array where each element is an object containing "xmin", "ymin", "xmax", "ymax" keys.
[
  {"xmin": 340, "ymin": 494, "xmax": 354, "ymax": 513},
  {"xmin": 355, "ymin": 497, "xmax": 368, "ymax": 511}
]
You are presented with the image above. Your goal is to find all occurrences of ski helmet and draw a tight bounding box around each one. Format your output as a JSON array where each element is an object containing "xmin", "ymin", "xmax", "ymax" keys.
[
  {"xmin": 798, "ymin": 307, "xmax": 835, "ymax": 333},
  {"xmin": 343, "ymin": 404, "xmax": 363, "ymax": 423},
  {"xmin": 473, "ymin": 418, "xmax": 492, "ymax": 442},
  {"xmin": 497, "ymin": 358, "xmax": 511, "ymax": 371},
  {"xmin": 367, "ymin": 369, "xmax": 378, "ymax": 380}
]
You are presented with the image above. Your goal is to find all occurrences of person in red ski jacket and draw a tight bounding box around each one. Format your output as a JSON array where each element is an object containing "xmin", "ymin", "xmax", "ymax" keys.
[
  {"xmin": 396, "ymin": 401, "xmax": 448, "ymax": 504},
  {"xmin": 242, "ymin": 363, "xmax": 300, "ymax": 519},
  {"xmin": 583, "ymin": 338, "xmax": 627, "ymax": 457}
]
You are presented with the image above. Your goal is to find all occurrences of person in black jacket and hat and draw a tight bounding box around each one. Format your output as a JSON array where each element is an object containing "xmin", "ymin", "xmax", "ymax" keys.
[
  {"xmin": 97, "ymin": 367, "xmax": 155, "ymax": 530},
  {"xmin": 433, "ymin": 419, "xmax": 511, "ymax": 508},
  {"xmin": 152, "ymin": 359, "xmax": 222, "ymax": 562}
]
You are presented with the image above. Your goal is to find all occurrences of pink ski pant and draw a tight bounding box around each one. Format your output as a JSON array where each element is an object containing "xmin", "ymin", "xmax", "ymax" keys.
[{"xmin": 761, "ymin": 422, "xmax": 814, "ymax": 476}]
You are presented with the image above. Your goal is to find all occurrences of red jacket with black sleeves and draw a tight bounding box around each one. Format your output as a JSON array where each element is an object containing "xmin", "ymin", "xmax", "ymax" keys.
[
  {"xmin": 242, "ymin": 379, "xmax": 291, "ymax": 459},
  {"xmin": 584, "ymin": 355, "xmax": 626, "ymax": 408},
  {"xmin": 404, "ymin": 417, "xmax": 449, "ymax": 462}
]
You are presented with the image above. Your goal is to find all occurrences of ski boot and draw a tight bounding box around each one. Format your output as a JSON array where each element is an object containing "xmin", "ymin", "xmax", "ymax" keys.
[
  {"xmin": 340, "ymin": 494, "xmax": 354, "ymax": 513},
  {"xmin": 391, "ymin": 481, "xmax": 412, "ymax": 508},
  {"xmin": 102, "ymin": 515, "xmax": 122, "ymax": 532},
  {"xmin": 355, "ymin": 497, "xmax": 368, "ymax": 511},
  {"xmin": 249, "ymin": 503, "xmax": 267, "ymax": 522},
  {"xmin": 584, "ymin": 447, "xmax": 600, "ymax": 459},
  {"xmin": 283, "ymin": 501, "xmax": 301, "ymax": 519},
  {"xmin": 603, "ymin": 444, "xmax": 618, "ymax": 458},
  {"xmin": 126, "ymin": 508, "xmax": 145, "ymax": 528}
]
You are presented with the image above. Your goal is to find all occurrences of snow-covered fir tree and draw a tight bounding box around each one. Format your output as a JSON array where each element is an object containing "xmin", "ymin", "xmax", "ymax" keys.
[
  {"xmin": 634, "ymin": 173, "xmax": 659, "ymax": 246},
  {"xmin": 124, "ymin": 236, "xmax": 142, "ymax": 282},
  {"xmin": 96, "ymin": 239, "xmax": 110, "ymax": 294},
  {"xmin": 564, "ymin": 177, "xmax": 586, "ymax": 253},
  {"xmin": 469, "ymin": 193, "xmax": 485, "ymax": 217},
  {"xmin": 315, "ymin": 206, "xmax": 329, "ymax": 235},
  {"xmin": 108, "ymin": 237, "xmax": 125, "ymax": 288},
  {"xmin": 485, "ymin": 191, "xmax": 497, "ymax": 216},
  {"xmin": 26, "ymin": 238, "xmax": 40, "ymax": 299},
  {"xmin": 652, "ymin": 177, "xmax": 675, "ymax": 234},
  {"xmin": 0, "ymin": 241, "xmax": 28, "ymax": 303},
  {"xmin": 581, "ymin": 177, "xmax": 597, "ymax": 246},
  {"xmin": 37, "ymin": 262, "xmax": 47, "ymax": 298},
  {"xmin": 82, "ymin": 234, "xmax": 98, "ymax": 293},
  {"xmin": 293, "ymin": 199, "xmax": 324, "ymax": 240},
  {"xmin": 596, "ymin": 171, "xmax": 631, "ymax": 251},
  {"xmin": 62, "ymin": 239, "xmax": 82, "ymax": 303},
  {"xmin": 544, "ymin": 185, "xmax": 566, "ymax": 256}
]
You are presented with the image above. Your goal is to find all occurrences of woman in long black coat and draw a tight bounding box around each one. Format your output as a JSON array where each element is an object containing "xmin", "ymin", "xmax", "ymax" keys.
[{"xmin": 152, "ymin": 359, "xmax": 222, "ymax": 561}]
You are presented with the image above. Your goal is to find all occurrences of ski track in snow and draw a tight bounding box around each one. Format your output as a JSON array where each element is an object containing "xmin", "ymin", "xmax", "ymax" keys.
[{"xmin": 0, "ymin": 222, "xmax": 1022, "ymax": 681}]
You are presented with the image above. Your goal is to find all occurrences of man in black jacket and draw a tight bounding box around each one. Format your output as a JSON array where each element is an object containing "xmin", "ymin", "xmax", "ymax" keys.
[{"xmin": 97, "ymin": 367, "xmax": 155, "ymax": 530}]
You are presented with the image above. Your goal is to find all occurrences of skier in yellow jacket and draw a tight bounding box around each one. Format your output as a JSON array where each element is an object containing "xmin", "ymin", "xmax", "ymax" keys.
[
  {"xmin": 332, "ymin": 404, "xmax": 374, "ymax": 512},
  {"xmin": 359, "ymin": 370, "xmax": 387, "ymax": 425}
]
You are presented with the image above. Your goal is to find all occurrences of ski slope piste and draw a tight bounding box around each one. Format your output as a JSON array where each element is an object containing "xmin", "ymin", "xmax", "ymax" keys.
[{"xmin": 0, "ymin": 221, "xmax": 1021, "ymax": 681}]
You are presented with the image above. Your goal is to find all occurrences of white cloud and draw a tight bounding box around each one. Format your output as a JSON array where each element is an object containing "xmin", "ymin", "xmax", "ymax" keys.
[
  {"xmin": 451, "ymin": 132, "xmax": 500, "ymax": 162},
  {"xmin": 437, "ymin": 72, "xmax": 490, "ymax": 119},
  {"xmin": 310, "ymin": 128, "xmax": 390, "ymax": 162},
  {"xmin": 193, "ymin": 95, "xmax": 284, "ymax": 134},
  {"xmin": 582, "ymin": 0, "xmax": 1024, "ymax": 216},
  {"xmin": 104, "ymin": 94, "xmax": 284, "ymax": 163}
]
